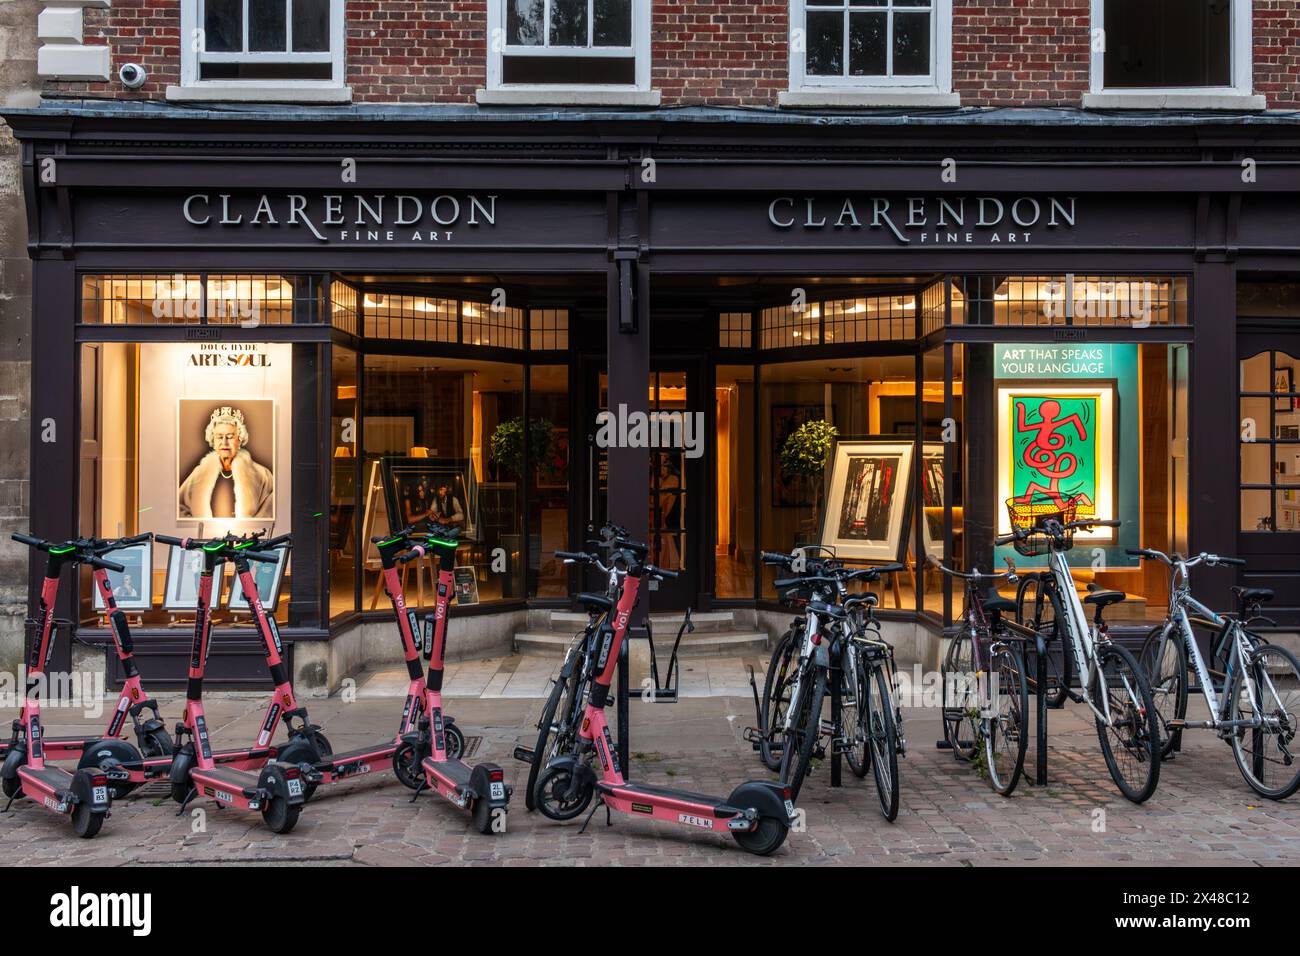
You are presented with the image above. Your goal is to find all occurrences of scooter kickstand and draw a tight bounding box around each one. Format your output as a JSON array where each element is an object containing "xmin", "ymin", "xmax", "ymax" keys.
[
  {"xmin": 409, "ymin": 777, "xmax": 427, "ymax": 804},
  {"xmin": 174, "ymin": 786, "xmax": 197, "ymax": 816},
  {"xmin": 578, "ymin": 796, "xmax": 609, "ymax": 834}
]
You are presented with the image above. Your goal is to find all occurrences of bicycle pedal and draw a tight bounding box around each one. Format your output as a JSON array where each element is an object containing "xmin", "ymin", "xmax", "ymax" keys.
[{"xmin": 1167, "ymin": 719, "xmax": 1186, "ymax": 729}]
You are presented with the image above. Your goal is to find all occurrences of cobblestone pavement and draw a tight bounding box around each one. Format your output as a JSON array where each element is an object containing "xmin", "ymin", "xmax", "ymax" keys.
[{"xmin": 2, "ymin": 692, "xmax": 1297, "ymax": 866}]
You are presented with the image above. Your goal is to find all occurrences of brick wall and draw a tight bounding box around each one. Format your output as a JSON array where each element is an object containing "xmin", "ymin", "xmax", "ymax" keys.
[
  {"xmin": 34, "ymin": 1, "xmax": 1300, "ymax": 110},
  {"xmin": 1255, "ymin": 0, "xmax": 1300, "ymax": 109}
]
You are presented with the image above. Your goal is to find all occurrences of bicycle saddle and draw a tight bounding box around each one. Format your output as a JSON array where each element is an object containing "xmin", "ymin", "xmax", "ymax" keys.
[
  {"xmin": 808, "ymin": 601, "xmax": 847, "ymax": 620},
  {"xmin": 984, "ymin": 590, "xmax": 1016, "ymax": 614},
  {"xmin": 1083, "ymin": 588, "xmax": 1126, "ymax": 608},
  {"xmin": 1231, "ymin": 586, "xmax": 1274, "ymax": 604},
  {"xmin": 576, "ymin": 592, "xmax": 613, "ymax": 613}
]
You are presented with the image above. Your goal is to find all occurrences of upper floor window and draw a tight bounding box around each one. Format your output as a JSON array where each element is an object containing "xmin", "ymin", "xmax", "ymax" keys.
[
  {"xmin": 174, "ymin": 0, "xmax": 348, "ymax": 100},
  {"xmin": 785, "ymin": 0, "xmax": 954, "ymax": 105},
  {"xmin": 1088, "ymin": 0, "xmax": 1258, "ymax": 106},
  {"xmin": 485, "ymin": 0, "xmax": 651, "ymax": 93}
]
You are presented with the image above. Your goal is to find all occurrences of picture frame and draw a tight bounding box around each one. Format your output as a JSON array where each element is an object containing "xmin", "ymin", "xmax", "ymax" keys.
[
  {"xmin": 91, "ymin": 541, "xmax": 153, "ymax": 612},
  {"xmin": 382, "ymin": 456, "xmax": 479, "ymax": 542},
  {"xmin": 996, "ymin": 381, "xmax": 1119, "ymax": 544},
  {"xmin": 453, "ymin": 566, "xmax": 480, "ymax": 606},
  {"xmin": 919, "ymin": 443, "xmax": 945, "ymax": 561},
  {"xmin": 163, "ymin": 546, "xmax": 223, "ymax": 612},
  {"xmin": 361, "ymin": 459, "xmax": 390, "ymax": 569},
  {"xmin": 819, "ymin": 439, "xmax": 915, "ymax": 562},
  {"xmin": 227, "ymin": 546, "xmax": 290, "ymax": 614},
  {"xmin": 771, "ymin": 404, "xmax": 826, "ymax": 508},
  {"xmin": 1275, "ymin": 367, "xmax": 1296, "ymax": 413},
  {"xmin": 175, "ymin": 398, "xmax": 277, "ymax": 523}
]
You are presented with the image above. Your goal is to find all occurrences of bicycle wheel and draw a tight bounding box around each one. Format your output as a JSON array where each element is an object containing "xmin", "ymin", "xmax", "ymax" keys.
[
  {"xmin": 864, "ymin": 661, "xmax": 899, "ymax": 820},
  {"xmin": 942, "ymin": 630, "xmax": 979, "ymax": 761},
  {"xmin": 525, "ymin": 661, "xmax": 584, "ymax": 811},
  {"xmin": 841, "ymin": 645, "xmax": 869, "ymax": 778},
  {"xmin": 984, "ymin": 640, "xmax": 1029, "ymax": 797},
  {"xmin": 779, "ymin": 664, "xmax": 827, "ymax": 802},
  {"xmin": 1139, "ymin": 624, "xmax": 1187, "ymax": 759},
  {"xmin": 759, "ymin": 631, "xmax": 799, "ymax": 772},
  {"xmin": 1228, "ymin": 642, "xmax": 1300, "ymax": 800},
  {"xmin": 1092, "ymin": 642, "xmax": 1161, "ymax": 804},
  {"xmin": 1018, "ymin": 576, "xmax": 1070, "ymax": 708}
]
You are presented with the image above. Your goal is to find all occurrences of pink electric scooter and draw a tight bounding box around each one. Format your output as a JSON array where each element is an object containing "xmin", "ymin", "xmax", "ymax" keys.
[
  {"xmin": 532, "ymin": 531, "xmax": 794, "ymax": 855},
  {"xmin": 394, "ymin": 524, "xmax": 511, "ymax": 833}
]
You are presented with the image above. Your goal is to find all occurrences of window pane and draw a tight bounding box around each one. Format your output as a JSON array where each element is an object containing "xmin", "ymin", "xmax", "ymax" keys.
[
  {"xmin": 550, "ymin": 0, "xmax": 589, "ymax": 46},
  {"xmin": 507, "ymin": 0, "xmax": 544, "ymax": 45},
  {"xmin": 204, "ymin": 0, "xmax": 242, "ymax": 52},
  {"xmin": 291, "ymin": 0, "xmax": 330, "ymax": 52},
  {"xmin": 594, "ymin": 0, "xmax": 631, "ymax": 46},
  {"xmin": 716, "ymin": 365, "xmax": 755, "ymax": 598},
  {"xmin": 249, "ymin": 0, "xmax": 288, "ymax": 52},
  {"xmin": 848, "ymin": 12, "xmax": 887, "ymax": 76},
  {"xmin": 529, "ymin": 366, "xmax": 570, "ymax": 598},
  {"xmin": 1242, "ymin": 488, "xmax": 1272, "ymax": 532},
  {"xmin": 893, "ymin": 11, "xmax": 931, "ymax": 76},
  {"xmin": 1103, "ymin": 0, "xmax": 1231, "ymax": 88},
  {"xmin": 502, "ymin": 55, "xmax": 634, "ymax": 84},
  {"xmin": 330, "ymin": 346, "xmax": 358, "ymax": 620},
  {"xmin": 806, "ymin": 11, "xmax": 844, "ymax": 76}
]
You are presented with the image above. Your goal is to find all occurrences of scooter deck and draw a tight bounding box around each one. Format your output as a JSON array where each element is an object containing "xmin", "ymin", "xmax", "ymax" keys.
[
  {"xmin": 191, "ymin": 766, "xmax": 260, "ymax": 798},
  {"xmin": 324, "ymin": 743, "xmax": 398, "ymax": 765},
  {"xmin": 19, "ymin": 765, "xmax": 75, "ymax": 792},
  {"xmin": 597, "ymin": 780, "xmax": 735, "ymax": 816},
  {"xmin": 423, "ymin": 756, "xmax": 472, "ymax": 787}
]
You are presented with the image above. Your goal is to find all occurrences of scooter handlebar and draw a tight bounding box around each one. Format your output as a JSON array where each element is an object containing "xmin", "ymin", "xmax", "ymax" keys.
[
  {"xmin": 154, "ymin": 534, "xmax": 188, "ymax": 548},
  {"xmin": 89, "ymin": 556, "xmax": 126, "ymax": 573},
  {"xmin": 11, "ymin": 532, "xmax": 46, "ymax": 550}
]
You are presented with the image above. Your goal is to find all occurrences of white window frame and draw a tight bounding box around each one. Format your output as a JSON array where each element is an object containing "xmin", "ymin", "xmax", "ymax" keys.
[
  {"xmin": 1086, "ymin": 0, "xmax": 1262, "ymax": 108},
  {"xmin": 783, "ymin": 0, "xmax": 955, "ymax": 106},
  {"xmin": 171, "ymin": 0, "xmax": 349, "ymax": 102},
  {"xmin": 479, "ymin": 0, "xmax": 657, "ymax": 105}
]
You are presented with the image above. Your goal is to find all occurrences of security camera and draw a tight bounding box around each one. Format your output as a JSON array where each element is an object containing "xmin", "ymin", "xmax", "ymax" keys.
[{"xmin": 119, "ymin": 63, "xmax": 147, "ymax": 89}]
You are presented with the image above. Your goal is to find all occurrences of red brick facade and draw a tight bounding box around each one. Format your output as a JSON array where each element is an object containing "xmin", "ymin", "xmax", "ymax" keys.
[{"xmin": 42, "ymin": 1, "xmax": 1300, "ymax": 108}]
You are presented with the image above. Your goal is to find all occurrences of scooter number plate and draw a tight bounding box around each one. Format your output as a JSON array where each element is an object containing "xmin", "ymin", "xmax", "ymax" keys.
[
  {"xmin": 92, "ymin": 786, "xmax": 109, "ymax": 804},
  {"xmin": 784, "ymin": 798, "xmax": 796, "ymax": 817},
  {"xmin": 489, "ymin": 782, "xmax": 505, "ymax": 800},
  {"xmin": 287, "ymin": 779, "xmax": 304, "ymax": 797}
]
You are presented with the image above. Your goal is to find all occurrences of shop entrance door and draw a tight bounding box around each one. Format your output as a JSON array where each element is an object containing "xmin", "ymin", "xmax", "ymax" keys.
[
  {"xmin": 583, "ymin": 362, "xmax": 702, "ymax": 609},
  {"xmin": 1237, "ymin": 332, "xmax": 1300, "ymax": 625}
]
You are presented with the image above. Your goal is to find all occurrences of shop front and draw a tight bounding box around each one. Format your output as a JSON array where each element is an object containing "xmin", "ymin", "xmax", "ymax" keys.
[{"xmin": 6, "ymin": 104, "xmax": 1298, "ymax": 689}]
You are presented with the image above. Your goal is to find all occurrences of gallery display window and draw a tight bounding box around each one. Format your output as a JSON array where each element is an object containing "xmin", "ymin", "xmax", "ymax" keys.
[{"xmin": 76, "ymin": 339, "xmax": 297, "ymax": 627}]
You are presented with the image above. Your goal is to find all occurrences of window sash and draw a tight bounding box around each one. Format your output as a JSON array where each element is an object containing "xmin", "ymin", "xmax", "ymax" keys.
[
  {"xmin": 184, "ymin": 0, "xmax": 345, "ymax": 86},
  {"xmin": 489, "ymin": 0, "xmax": 650, "ymax": 89},
  {"xmin": 1089, "ymin": 0, "xmax": 1253, "ymax": 94}
]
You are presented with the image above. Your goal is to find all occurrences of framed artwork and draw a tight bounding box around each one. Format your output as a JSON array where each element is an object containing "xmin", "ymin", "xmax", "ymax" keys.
[
  {"xmin": 382, "ymin": 456, "xmax": 479, "ymax": 542},
  {"xmin": 453, "ymin": 566, "xmax": 480, "ymax": 606},
  {"xmin": 996, "ymin": 382, "xmax": 1118, "ymax": 543},
  {"xmin": 92, "ymin": 541, "xmax": 153, "ymax": 612},
  {"xmin": 919, "ymin": 443, "xmax": 945, "ymax": 561},
  {"xmin": 1276, "ymin": 367, "xmax": 1296, "ymax": 413},
  {"xmin": 228, "ymin": 546, "xmax": 290, "ymax": 613},
  {"xmin": 176, "ymin": 399, "xmax": 276, "ymax": 522},
  {"xmin": 164, "ymin": 546, "xmax": 222, "ymax": 612},
  {"xmin": 771, "ymin": 404, "xmax": 826, "ymax": 508},
  {"xmin": 820, "ymin": 439, "xmax": 915, "ymax": 562}
]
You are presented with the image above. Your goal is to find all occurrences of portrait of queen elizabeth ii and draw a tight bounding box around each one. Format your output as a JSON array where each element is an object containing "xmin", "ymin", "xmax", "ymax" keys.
[{"xmin": 177, "ymin": 403, "xmax": 275, "ymax": 520}]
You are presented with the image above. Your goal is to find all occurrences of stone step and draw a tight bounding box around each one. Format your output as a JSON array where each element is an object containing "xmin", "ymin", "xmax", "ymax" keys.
[
  {"xmin": 513, "ymin": 630, "xmax": 770, "ymax": 658},
  {"xmin": 542, "ymin": 608, "xmax": 750, "ymax": 632}
]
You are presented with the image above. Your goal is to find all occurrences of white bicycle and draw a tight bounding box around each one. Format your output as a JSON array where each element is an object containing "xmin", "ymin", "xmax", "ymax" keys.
[
  {"xmin": 1135, "ymin": 548, "xmax": 1300, "ymax": 800},
  {"xmin": 1000, "ymin": 494, "xmax": 1161, "ymax": 803}
]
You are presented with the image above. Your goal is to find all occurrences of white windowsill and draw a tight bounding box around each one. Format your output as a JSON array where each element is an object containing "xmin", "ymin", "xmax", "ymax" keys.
[
  {"xmin": 1082, "ymin": 91, "xmax": 1266, "ymax": 111},
  {"xmin": 475, "ymin": 88, "xmax": 661, "ymax": 107},
  {"xmin": 779, "ymin": 89, "xmax": 961, "ymax": 108},
  {"xmin": 166, "ymin": 84, "xmax": 354, "ymax": 104}
]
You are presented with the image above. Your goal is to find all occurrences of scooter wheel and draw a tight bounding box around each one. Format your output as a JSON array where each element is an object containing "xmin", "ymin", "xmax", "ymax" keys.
[
  {"xmin": 142, "ymin": 729, "xmax": 174, "ymax": 759},
  {"xmin": 78, "ymin": 739, "xmax": 141, "ymax": 800},
  {"xmin": 392, "ymin": 742, "xmax": 424, "ymax": 791},
  {"xmin": 261, "ymin": 796, "xmax": 301, "ymax": 834},
  {"xmin": 444, "ymin": 724, "xmax": 465, "ymax": 761},
  {"xmin": 2, "ymin": 774, "xmax": 22, "ymax": 799},
  {"xmin": 731, "ymin": 816, "xmax": 788, "ymax": 856},
  {"xmin": 72, "ymin": 803, "xmax": 105, "ymax": 839},
  {"xmin": 534, "ymin": 764, "xmax": 593, "ymax": 822},
  {"xmin": 472, "ymin": 798, "xmax": 501, "ymax": 835},
  {"xmin": 170, "ymin": 781, "xmax": 192, "ymax": 805}
]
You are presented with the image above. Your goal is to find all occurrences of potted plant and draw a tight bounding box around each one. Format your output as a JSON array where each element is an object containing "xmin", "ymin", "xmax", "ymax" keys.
[
  {"xmin": 490, "ymin": 416, "xmax": 556, "ymax": 481},
  {"xmin": 780, "ymin": 419, "xmax": 838, "ymax": 538}
]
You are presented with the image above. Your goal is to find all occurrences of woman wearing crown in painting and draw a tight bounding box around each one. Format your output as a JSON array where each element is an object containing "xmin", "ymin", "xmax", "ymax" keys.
[{"xmin": 178, "ymin": 405, "xmax": 275, "ymax": 519}]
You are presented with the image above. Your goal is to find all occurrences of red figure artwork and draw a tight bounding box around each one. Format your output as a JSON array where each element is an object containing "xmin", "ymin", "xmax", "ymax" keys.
[{"xmin": 1014, "ymin": 398, "xmax": 1088, "ymax": 508}]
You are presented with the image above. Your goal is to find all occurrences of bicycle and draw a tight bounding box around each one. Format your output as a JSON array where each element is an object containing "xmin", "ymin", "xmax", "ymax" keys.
[
  {"xmin": 999, "ymin": 493, "xmax": 1161, "ymax": 803},
  {"xmin": 930, "ymin": 557, "xmax": 1028, "ymax": 796},
  {"xmin": 1014, "ymin": 570, "xmax": 1071, "ymax": 709},
  {"xmin": 1133, "ymin": 548, "xmax": 1300, "ymax": 799}
]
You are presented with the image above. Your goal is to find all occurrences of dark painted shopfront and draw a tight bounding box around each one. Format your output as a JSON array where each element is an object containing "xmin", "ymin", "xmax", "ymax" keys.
[{"xmin": 5, "ymin": 103, "xmax": 1299, "ymax": 685}]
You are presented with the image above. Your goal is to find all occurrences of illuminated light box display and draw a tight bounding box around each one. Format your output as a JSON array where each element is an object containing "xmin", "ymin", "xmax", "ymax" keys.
[{"xmin": 994, "ymin": 344, "xmax": 1138, "ymax": 565}]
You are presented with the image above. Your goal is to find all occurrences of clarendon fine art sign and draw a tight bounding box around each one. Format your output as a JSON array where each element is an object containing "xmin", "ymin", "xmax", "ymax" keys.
[{"xmin": 767, "ymin": 195, "xmax": 1077, "ymax": 245}]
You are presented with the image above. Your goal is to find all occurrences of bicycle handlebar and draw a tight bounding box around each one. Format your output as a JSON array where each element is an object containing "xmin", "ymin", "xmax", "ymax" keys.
[
  {"xmin": 1127, "ymin": 547, "xmax": 1246, "ymax": 569},
  {"xmin": 925, "ymin": 555, "xmax": 1016, "ymax": 581}
]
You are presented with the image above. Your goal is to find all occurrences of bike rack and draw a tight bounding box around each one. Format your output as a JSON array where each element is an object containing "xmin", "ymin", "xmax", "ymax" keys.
[{"xmin": 646, "ymin": 608, "xmax": 692, "ymax": 703}]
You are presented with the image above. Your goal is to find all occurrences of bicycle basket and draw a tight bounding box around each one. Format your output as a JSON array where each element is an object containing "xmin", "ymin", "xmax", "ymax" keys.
[{"xmin": 1004, "ymin": 493, "xmax": 1079, "ymax": 556}]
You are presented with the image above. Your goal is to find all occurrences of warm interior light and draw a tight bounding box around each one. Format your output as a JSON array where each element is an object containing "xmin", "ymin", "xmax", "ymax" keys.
[{"xmin": 334, "ymin": 446, "xmax": 352, "ymax": 458}]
